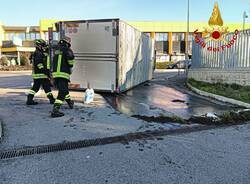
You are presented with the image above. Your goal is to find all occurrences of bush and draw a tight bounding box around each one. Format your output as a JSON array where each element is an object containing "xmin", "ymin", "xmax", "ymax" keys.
[
  {"xmin": 156, "ymin": 61, "xmax": 174, "ymax": 69},
  {"xmin": 0, "ymin": 56, "xmax": 9, "ymax": 66},
  {"xmin": 20, "ymin": 55, "xmax": 30, "ymax": 66},
  {"xmin": 231, "ymin": 83, "xmax": 241, "ymax": 90},
  {"xmin": 0, "ymin": 65, "xmax": 32, "ymax": 71},
  {"xmin": 10, "ymin": 58, "xmax": 17, "ymax": 66}
]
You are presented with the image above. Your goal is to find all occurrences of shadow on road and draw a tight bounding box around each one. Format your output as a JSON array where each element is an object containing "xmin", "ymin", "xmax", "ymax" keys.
[{"xmin": 0, "ymin": 74, "xmax": 32, "ymax": 89}]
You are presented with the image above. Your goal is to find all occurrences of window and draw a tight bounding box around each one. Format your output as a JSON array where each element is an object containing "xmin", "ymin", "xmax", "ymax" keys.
[
  {"xmin": 44, "ymin": 32, "xmax": 49, "ymax": 41},
  {"xmin": 172, "ymin": 33, "xmax": 185, "ymax": 41},
  {"xmin": 155, "ymin": 33, "xmax": 168, "ymax": 54},
  {"xmin": 5, "ymin": 32, "xmax": 15, "ymax": 40},
  {"xmin": 25, "ymin": 33, "xmax": 31, "ymax": 40},
  {"xmin": 155, "ymin": 33, "xmax": 168, "ymax": 41},
  {"xmin": 53, "ymin": 32, "xmax": 59, "ymax": 40},
  {"xmin": 15, "ymin": 33, "xmax": 25, "ymax": 40},
  {"xmin": 30, "ymin": 32, "xmax": 36, "ymax": 40},
  {"xmin": 25, "ymin": 32, "xmax": 40, "ymax": 40},
  {"xmin": 145, "ymin": 33, "xmax": 151, "ymax": 37},
  {"xmin": 188, "ymin": 33, "xmax": 193, "ymax": 41},
  {"xmin": 35, "ymin": 33, "xmax": 40, "ymax": 39}
]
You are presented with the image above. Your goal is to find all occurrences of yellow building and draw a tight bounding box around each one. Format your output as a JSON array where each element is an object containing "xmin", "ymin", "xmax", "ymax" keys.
[
  {"xmin": 0, "ymin": 21, "xmax": 4, "ymax": 46},
  {"xmin": 0, "ymin": 19, "xmax": 249, "ymax": 63},
  {"xmin": 129, "ymin": 21, "xmax": 249, "ymax": 58},
  {"xmin": 40, "ymin": 20, "xmax": 250, "ymax": 56},
  {"xmin": 0, "ymin": 20, "xmax": 59, "ymax": 64}
]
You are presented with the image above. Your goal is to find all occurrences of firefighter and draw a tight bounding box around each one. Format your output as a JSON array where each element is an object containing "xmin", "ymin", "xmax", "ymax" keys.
[
  {"xmin": 51, "ymin": 38, "xmax": 75, "ymax": 118},
  {"xmin": 26, "ymin": 39, "xmax": 55, "ymax": 105}
]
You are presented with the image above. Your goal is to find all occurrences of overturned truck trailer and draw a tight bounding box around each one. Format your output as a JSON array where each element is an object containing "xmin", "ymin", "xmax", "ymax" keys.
[{"xmin": 56, "ymin": 19, "xmax": 154, "ymax": 93}]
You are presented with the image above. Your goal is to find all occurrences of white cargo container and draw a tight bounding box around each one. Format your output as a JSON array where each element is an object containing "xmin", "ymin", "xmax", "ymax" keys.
[{"xmin": 56, "ymin": 19, "xmax": 154, "ymax": 93}]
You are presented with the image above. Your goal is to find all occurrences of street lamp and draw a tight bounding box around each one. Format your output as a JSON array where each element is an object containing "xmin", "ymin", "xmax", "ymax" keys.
[
  {"xmin": 243, "ymin": 11, "xmax": 248, "ymax": 31},
  {"xmin": 186, "ymin": 0, "xmax": 190, "ymax": 59},
  {"xmin": 184, "ymin": 0, "xmax": 190, "ymax": 75}
]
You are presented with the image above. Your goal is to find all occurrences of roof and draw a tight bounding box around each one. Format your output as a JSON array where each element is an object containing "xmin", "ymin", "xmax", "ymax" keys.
[
  {"xmin": 1, "ymin": 19, "xmax": 249, "ymax": 33},
  {"xmin": 3, "ymin": 26, "xmax": 39, "ymax": 32},
  {"xmin": 1, "ymin": 47, "xmax": 35, "ymax": 52},
  {"xmin": 127, "ymin": 21, "xmax": 250, "ymax": 32}
]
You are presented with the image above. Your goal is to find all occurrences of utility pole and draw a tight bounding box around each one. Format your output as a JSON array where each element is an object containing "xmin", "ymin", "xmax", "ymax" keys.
[
  {"xmin": 243, "ymin": 11, "xmax": 248, "ymax": 31},
  {"xmin": 48, "ymin": 27, "xmax": 53, "ymax": 72},
  {"xmin": 186, "ymin": 0, "xmax": 190, "ymax": 59},
  {"xmin": 185, "ymin": 0, "xmax": 190, "ymax": 75}
]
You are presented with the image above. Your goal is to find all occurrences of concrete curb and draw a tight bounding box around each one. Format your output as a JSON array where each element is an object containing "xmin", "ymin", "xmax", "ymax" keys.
[{"xmin": 187, "ymin": 83, "xmax": 250, "ymax": 109}]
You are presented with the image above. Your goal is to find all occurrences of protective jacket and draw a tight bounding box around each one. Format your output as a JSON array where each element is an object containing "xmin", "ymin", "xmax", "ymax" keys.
[
  {"xmin": 31, "ymin": 49, "xmax": 50, "ymax": 79},
  {"xmin": 52, "ymin": 46, "xmax": 75, "ymax": 81}
]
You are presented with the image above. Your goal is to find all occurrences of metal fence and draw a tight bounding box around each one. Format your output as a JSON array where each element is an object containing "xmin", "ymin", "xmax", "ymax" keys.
[{"xmin": 192, "ymin": 29, "xmax": 250, "ymax": 69}]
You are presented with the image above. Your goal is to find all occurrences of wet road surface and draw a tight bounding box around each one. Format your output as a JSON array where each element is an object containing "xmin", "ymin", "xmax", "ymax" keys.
[
  {"xmin": 1, "ymin": 71, "xmax": 250, "ymax": 184},
  {"xmin": 104, "ymin": 70, "xmax": 239, "ymax": 119},
  {"xmin": 0, "ymin": 70, "xmax": 239, "ymax": 120}
]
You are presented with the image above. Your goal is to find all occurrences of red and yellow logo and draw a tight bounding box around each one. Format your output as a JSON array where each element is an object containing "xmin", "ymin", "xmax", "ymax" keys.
[{"xmin": 194, "ymin": 2, "xmax": 238, "ymax": 52}]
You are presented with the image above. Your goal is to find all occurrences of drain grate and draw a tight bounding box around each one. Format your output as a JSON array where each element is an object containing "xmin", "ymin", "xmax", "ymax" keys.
[{"xmin": 0, "ymin": 125, "xmax": 217, "ymax": 160}]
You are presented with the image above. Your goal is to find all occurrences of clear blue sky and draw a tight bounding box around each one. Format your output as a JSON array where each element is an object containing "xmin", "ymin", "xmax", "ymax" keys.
[{"xmin": 0, "ymin": 0, "xmax": 249, "ymax": 25}]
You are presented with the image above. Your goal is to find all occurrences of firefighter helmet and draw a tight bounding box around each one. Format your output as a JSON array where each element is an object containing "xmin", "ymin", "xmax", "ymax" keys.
[
  {"xmin": 58, "ymin": 38, "xmax": 71, "ymax": 47},
  {"xmin": 35, "ymin": 39, "xmax": 47, "ymax": 48}
]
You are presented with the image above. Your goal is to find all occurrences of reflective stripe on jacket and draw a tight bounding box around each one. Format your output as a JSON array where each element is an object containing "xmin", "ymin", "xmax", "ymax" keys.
[
  {"xmin": 52, "ymin": 47, "xmax": 75, "ymax": 81},
  {"xmin": 32, "ymin": 49, "xmax": 48, "ymax": 79}
]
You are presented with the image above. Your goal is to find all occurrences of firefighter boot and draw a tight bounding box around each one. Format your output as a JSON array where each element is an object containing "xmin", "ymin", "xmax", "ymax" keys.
[
  {"xmin": 66, "ymin": 99, "xmax": 74, "ymax": 109},
  {"xmin": 47, "ymin": 94, "xmax": 55, "ymax": 104},
  {"xmin": 26, "ymin": 94, "xmax": 38, "ymax": 105},
  {"xmin": 51, "ymin": 105, "xmax": 64, "ymax": 118}
]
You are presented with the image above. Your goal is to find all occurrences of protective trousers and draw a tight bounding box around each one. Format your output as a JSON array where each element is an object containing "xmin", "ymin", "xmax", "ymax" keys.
[
  {"xmin": 27, "ymin": 78, "xmax": 55, "ymax": 105},
  {"xmin": 29, "ymin": 78, "xmax": 52, "ymax": 96},
  {"xmin": 54, "ymin": 78, "xmax": 71, "ymax": 107}
]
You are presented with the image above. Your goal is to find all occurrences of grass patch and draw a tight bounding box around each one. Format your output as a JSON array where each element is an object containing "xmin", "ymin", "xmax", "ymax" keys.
[
  {"xmin": 219, "ymin": 110, "xmax": 250, "ymax": 124},
  {"xmin": 191, "ymin": 110, "xmax": 250, "ymax": 125},
  {"xmin": 188, "ymin": 78, "xmax": 250, "ymax": 104},
  {"xmin": 156, "ymin": 61, "xmax": 174, "ymax": 69}
]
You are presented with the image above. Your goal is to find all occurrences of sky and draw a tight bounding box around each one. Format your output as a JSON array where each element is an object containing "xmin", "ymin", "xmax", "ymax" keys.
[{"xmin": 0, "ymin": 0, "xmax": 249, "ymax": 25}]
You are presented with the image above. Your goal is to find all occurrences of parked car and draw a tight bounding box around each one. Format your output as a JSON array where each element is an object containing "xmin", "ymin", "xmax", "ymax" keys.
[
  {"xmin": 166, "ymin": 60, "xmax": 191, "ymax": 69},
  {"xmin": 166, "ymin": 62, "xmax": 177, "ymax": 69}
]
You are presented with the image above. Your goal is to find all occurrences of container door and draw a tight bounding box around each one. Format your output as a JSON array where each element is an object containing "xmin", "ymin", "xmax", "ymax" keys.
[{"xmin": 63, "ymin": 20, "xmax": 118, "ymax": 92}]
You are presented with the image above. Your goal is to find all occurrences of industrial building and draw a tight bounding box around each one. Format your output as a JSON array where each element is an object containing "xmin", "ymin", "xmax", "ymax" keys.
[{"xmin": 0, "ymin": 19, "xmax": 248, "ymax": 63}]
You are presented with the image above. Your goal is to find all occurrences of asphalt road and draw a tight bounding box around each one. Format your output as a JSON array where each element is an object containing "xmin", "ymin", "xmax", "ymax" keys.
[
  {"xmin": 0, "ymin": 70, "xmax": 250, "ymax": 184},
  {"xmin": 0, "ymin": 71, "xmax": 32, "ymax": 88},
  {"xmin": 1, "ymin": 124, "xmax": 250, "ymax": 184}
]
